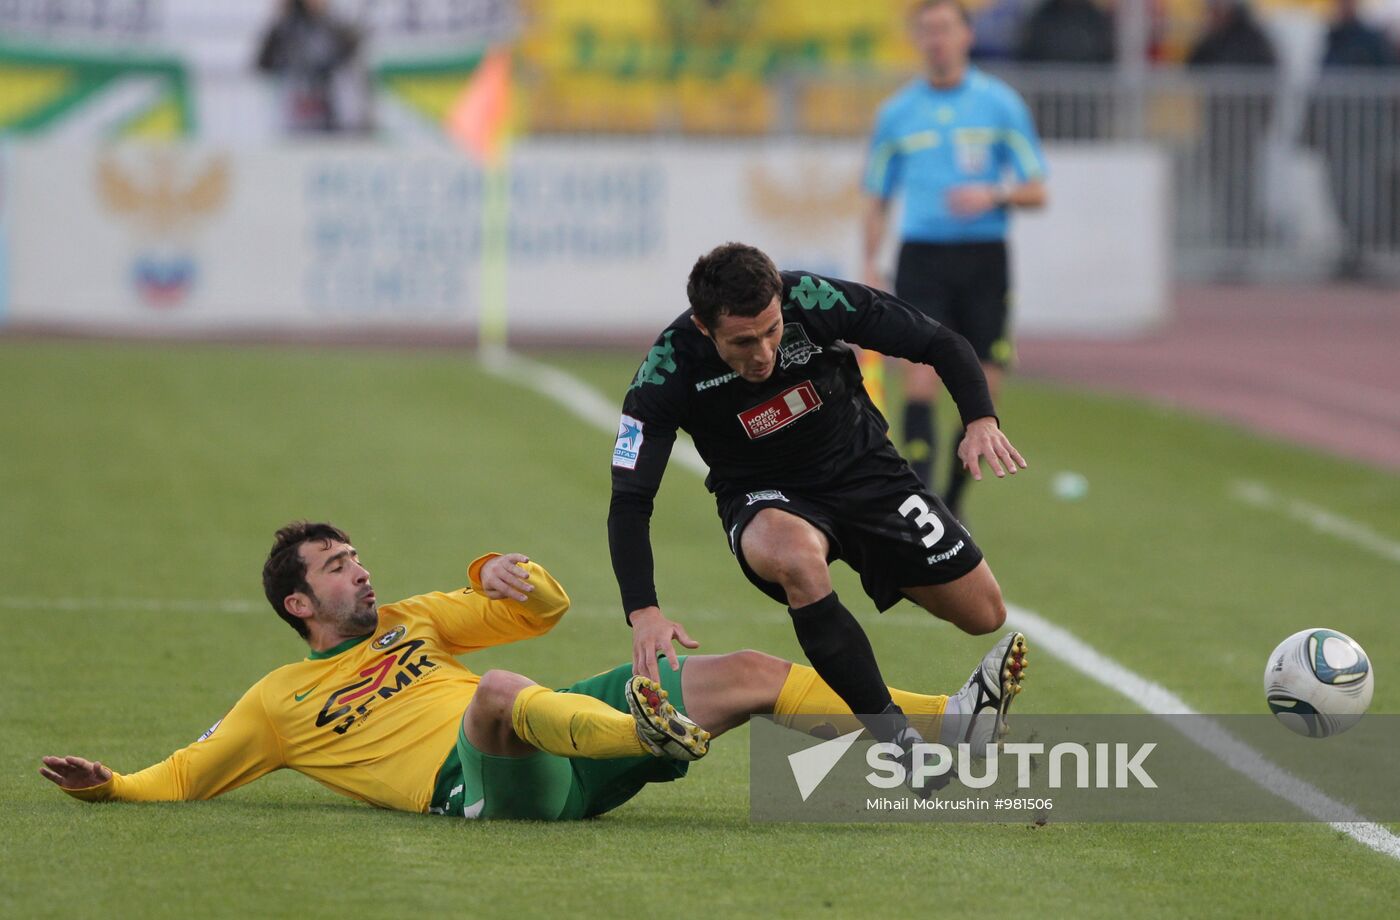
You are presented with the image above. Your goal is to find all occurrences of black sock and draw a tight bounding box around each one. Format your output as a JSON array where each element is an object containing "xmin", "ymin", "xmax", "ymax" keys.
[
  {"xmin": 944, "ymin": 427, "xmax": 969, "ymax": 517},
  {"xmin": 787, "ymin": 592, "xmax": 908, "ymax": 742},
  {"xmin": 902, "ymin": 400, "xmax": 936, "ymax": 488}
]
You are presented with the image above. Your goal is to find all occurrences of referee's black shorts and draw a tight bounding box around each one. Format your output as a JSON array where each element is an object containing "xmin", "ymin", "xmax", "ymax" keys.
[{"xmin": 894, "ymin": 240, "xmax": 1012, "ymax": 367}]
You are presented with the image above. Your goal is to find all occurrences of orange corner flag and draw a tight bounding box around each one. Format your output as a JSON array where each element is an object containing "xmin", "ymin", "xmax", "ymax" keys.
[{"xmin": 446, "ymin": 47, "xmax": 512, "ymax": 165}]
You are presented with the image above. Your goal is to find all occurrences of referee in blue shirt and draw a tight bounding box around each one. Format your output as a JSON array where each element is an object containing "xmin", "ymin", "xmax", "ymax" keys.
[{"xmin": 863, "ymin": 0, "xmax": 1047, "ymax": 518}]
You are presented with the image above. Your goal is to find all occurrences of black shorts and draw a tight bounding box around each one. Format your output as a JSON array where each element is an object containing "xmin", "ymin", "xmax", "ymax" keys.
[
  {"xmin": 895, "ymin": 240, "xmax": 1012, "ymax": 367},
  {"xmin": 716, "ymin": 447, "xmax": 984, "ymax": 612}
]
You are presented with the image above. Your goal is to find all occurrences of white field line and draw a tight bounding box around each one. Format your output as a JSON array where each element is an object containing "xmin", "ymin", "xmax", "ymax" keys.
[
  {"xmin": 1232, "ymin": 480, "xmax": 1400, "ymax": 565},
  {"xmin": 5, "ymin": 354, "xmax": 1395, "ymax": 859},
  {"xmin": 9, "ymin": 589, "xmax": 1398, "ymax": 856},
  {"xmin": 1005, "ymin": 604, "xmax": 1400, "ymax": 858},
  {"xmin": 477, "ymin": 346, "xmax": 709, "ymax": 474},
  {"xmin": 481, "ymin": 348, "xmax": 1400, "ymax": 861}
]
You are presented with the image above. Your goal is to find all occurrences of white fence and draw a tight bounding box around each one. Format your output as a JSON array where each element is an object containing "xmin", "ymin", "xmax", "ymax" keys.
[
  {"xmin": 0, "ymin": 139, "xmax": 1170, "ymax": 340},
  {"xmin": 982, "ymin": 66, "xmax": 1400, "ymax": 281}
]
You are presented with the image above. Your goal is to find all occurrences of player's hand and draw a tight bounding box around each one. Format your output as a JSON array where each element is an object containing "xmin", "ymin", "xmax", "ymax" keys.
[
  {"xmin": 481, "ymin": 553, "xmax": 534, "ymax": 602},
  {"xmin": 39, "ymin": 756, "xmax": 111, "ymax": 790},
  {"xmin": 629, "ymin": 607, "xmax": 700, "ymax": 682},
  {"xmin": 958, "ymin": 417, "xmax": 1027, "ymax": 481},
  {"xmin": 947, "ymin": 184, "xmax": 1001, "ymax": 218}
]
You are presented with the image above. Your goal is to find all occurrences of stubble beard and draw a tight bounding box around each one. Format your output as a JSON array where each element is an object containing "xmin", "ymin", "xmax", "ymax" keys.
[{"xmin": 315, "ymin": 593, "xmax": 378, "ymax": 636}]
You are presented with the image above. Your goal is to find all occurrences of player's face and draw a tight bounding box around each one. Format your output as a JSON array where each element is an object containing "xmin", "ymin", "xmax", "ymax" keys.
[
  {"xmin": 298, "ymin": 540, "xmax": 378, "ymax": 635},
  {"xmin": 697, "ymin": 298, "xmax": 784, "ymax": 382},
  {"xmin": 913, "ymin": 4, "xmax": 972, "ymax": 76}
]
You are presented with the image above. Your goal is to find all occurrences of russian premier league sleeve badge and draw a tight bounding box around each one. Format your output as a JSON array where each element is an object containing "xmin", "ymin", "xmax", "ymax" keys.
[{"xmin": 613, "ymin": 414, "xmax": 645, "ymax": 469}]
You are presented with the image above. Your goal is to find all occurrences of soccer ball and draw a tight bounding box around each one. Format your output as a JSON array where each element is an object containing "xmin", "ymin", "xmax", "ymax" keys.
[{"xmin": 1264, "ymin": 628, "xmax": 1373, "ymax": 738}]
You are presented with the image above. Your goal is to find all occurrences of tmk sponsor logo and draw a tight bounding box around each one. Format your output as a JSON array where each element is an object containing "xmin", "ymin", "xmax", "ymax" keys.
[{"xmin": 315, "ymin": 639, "xmax": 438, "ymax": 734}]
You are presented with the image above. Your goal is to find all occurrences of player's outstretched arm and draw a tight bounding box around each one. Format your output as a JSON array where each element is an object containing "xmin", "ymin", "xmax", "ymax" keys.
[
  {"xmin": 39, "ymin": 755, "xmax": 111, "ymax": 792},
  {"xmin": 958, "ymin": 416, "xmax": 1028, "ymax": 481},
  {"xmin": 629, "ymin": 606, "xmax": 699, "ymax": 683}
]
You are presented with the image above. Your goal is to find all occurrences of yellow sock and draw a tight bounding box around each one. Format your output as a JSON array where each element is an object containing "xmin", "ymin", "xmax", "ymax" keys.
[
  {"xmin": 509, "ymin": 685, "xmax": 647, "ymax": 758},
  {"xmin": 772, "ymin": 664, "xmax": 946, "ymax": 740}
]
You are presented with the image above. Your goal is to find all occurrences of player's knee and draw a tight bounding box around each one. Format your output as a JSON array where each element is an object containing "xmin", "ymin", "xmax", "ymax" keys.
[
  {"xmin": 743, "ymin": 532, "xmax": 825, "ymax": 588},
  {"xmin": 964, "ymin": 594, "xmax": 1007, "ymax": 635},
  {"xmin": 475, "ymin": 669, "xmax": 530, "ymax": 715},
  {"xmin": 727, "ymin": 648, "xmax": 791, "ymax": 683},
  {"xmin": 765, "ymin": 553, "xmax": 826, "ymax": 591},
  {"xmin": 743, "ymin": 513, "xmax": 826, "ymax": 572}
]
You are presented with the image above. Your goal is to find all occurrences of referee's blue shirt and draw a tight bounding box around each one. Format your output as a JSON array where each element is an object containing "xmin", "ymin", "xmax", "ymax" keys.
[{"xmin": 864, "ymin": 67, "xmax": 1047, "ymax": 244}]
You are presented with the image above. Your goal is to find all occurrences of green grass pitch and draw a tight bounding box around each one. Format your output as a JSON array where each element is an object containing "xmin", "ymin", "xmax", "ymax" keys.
[{"xmin": 2, "ymin": 339, "xmax": 1398, "ymax": 918}]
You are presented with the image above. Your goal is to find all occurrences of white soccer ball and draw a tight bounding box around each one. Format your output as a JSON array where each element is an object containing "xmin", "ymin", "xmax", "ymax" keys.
[{"xmin": 1264, "ymin": 628, "xmax": 1374, "ymax": 738}]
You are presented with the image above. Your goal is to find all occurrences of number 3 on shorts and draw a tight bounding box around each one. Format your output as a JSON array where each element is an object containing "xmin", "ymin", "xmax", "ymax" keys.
[{"xmin": 899, "ymin": 495, "xmax": 946, "ymax": 548}]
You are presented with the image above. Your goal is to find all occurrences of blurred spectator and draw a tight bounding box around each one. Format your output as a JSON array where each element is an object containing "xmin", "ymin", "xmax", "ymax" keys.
[
  {"xmin": 1015, "ymin": 0, "xmax": 1115, "ymax": 139},
  {"xmin": 1186, "ymin": 0, "xmax": 1275, "ymax": 66},
  {"xmin": 1322, "ymin": 0, "xmax": 1398, "ymax": 66},
  {"xmin": 1307, "ymin": 0, "xmax": 1399, "ymax": 277},
  {"xmin": 1186, "ymin": 0, "xmax": 1277, "ymax": 253},
  {"xmin": 256, "ymin": 0, "xmax": 363, "ymax": 133},
  {"xmin": 1015, "ymin": 0, "xmax": 1115, "ymax": 64},
  {"xmin": 970, "ymin": 0, "xmax": 1034, "ymax": 60}
]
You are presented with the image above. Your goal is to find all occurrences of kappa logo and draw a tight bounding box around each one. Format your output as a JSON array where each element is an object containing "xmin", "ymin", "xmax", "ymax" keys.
[
  {"xmin": 196, "ymin": 719, "xmax": 223, "ymax": 743},
  {"xmin": 778, "ymin": 323, "xmax": 822, "ymax": 369},
  {"xmin": 788, "ymin": 276, "xmax": 854, "ymax": 313},
  {"xmin": 374, "ymin": 625, "xmax": 407, "ymax": 649},
  {"xmin": 737, "ymin": 382, "xmax": 822, "ymax": 439},
  {"xmin": 629, "ymin": 331, "xmax": 677, "ymax": 390},
  {"xmin": 612, "ymin": 414, "xmax": 645, "ymax": 470},
  {"xmin": 926, "ymin": 540, "xmax": 965, "ymax": 565},
  {"xmin": 696, "ymin": 371, "xmax": 738, "ymax": 392},
  {"xmin": 745, "ymin": 490, "xmax": 789, "ymax": 506}
]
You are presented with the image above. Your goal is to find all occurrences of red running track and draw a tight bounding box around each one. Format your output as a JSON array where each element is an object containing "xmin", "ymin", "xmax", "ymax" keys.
[{"xmin": 1017, "ymin": 285, "xmax": 1400, "ymax": 472}]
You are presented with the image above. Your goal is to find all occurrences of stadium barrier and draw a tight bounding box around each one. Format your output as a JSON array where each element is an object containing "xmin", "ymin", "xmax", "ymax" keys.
[
  {"xmin": 0, "ymin": 138, "xmax": 1167, "ymax": 341},
  {"xmin": 762, "ymin": 66, "xmax": 1400, "ymax": 282}
]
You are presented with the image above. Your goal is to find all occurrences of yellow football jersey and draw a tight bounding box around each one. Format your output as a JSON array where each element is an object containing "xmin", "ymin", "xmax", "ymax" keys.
[{"xmin": 64, "ymin": 554, "xmax": 569, "ymax": 813}]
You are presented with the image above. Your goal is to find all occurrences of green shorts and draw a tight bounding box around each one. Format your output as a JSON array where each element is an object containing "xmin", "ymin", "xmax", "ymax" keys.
[{"xmin": 429, "ymin": 659, "xmax": 691, "ymax": 820}]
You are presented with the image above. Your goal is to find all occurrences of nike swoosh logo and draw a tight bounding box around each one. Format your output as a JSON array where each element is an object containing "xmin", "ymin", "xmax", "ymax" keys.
[{"xmin": 294, "ymin": 685, "xmax": 320, "ymax": 702}]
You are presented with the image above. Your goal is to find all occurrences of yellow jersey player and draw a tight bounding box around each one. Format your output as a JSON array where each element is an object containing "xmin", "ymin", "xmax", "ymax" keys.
[{"xmin": 40, "ymin": 521, "xmax": 1026, "ymax": 820}]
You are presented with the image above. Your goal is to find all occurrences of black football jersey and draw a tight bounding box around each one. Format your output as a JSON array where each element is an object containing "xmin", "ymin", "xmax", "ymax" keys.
[{"xmin": 608, "ymin": 271, "xmax": 996, "ymax": 615}]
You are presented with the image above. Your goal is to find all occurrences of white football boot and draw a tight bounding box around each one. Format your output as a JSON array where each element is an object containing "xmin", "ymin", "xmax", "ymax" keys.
[{"xmin": 942, "ymin": 632, "xmax": 1028, "ymax": 750}]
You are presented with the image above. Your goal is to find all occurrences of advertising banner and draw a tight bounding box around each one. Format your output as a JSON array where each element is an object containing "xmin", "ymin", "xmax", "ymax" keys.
[{"xmin": 7, "ymin": 139, "xmax": 1168, "ymax": 339}]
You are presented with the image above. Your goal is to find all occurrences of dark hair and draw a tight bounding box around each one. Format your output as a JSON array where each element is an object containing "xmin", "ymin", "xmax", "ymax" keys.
[
  {"xmin": 686, "ymin": 242, "xmax": 784, "ymax": 331},
  {"xmin": 911, "ymin": 0, "xmax": 972, "ymax": 25},
  {"xmin": 262, "ymin": 521, "xmax": 351, "ymax": 639}
]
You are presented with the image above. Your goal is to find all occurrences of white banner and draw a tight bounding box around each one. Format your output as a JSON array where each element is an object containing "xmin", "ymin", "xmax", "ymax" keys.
[{"xmin": 6, "ymin": 139, "xmax": 1169, "ymax": 338}]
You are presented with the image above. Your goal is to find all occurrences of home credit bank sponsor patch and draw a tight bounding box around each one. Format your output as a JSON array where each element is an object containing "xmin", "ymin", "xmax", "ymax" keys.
[{"xmin": 738, "ymin": 382, "xmax": 822, "ymax": 439}]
